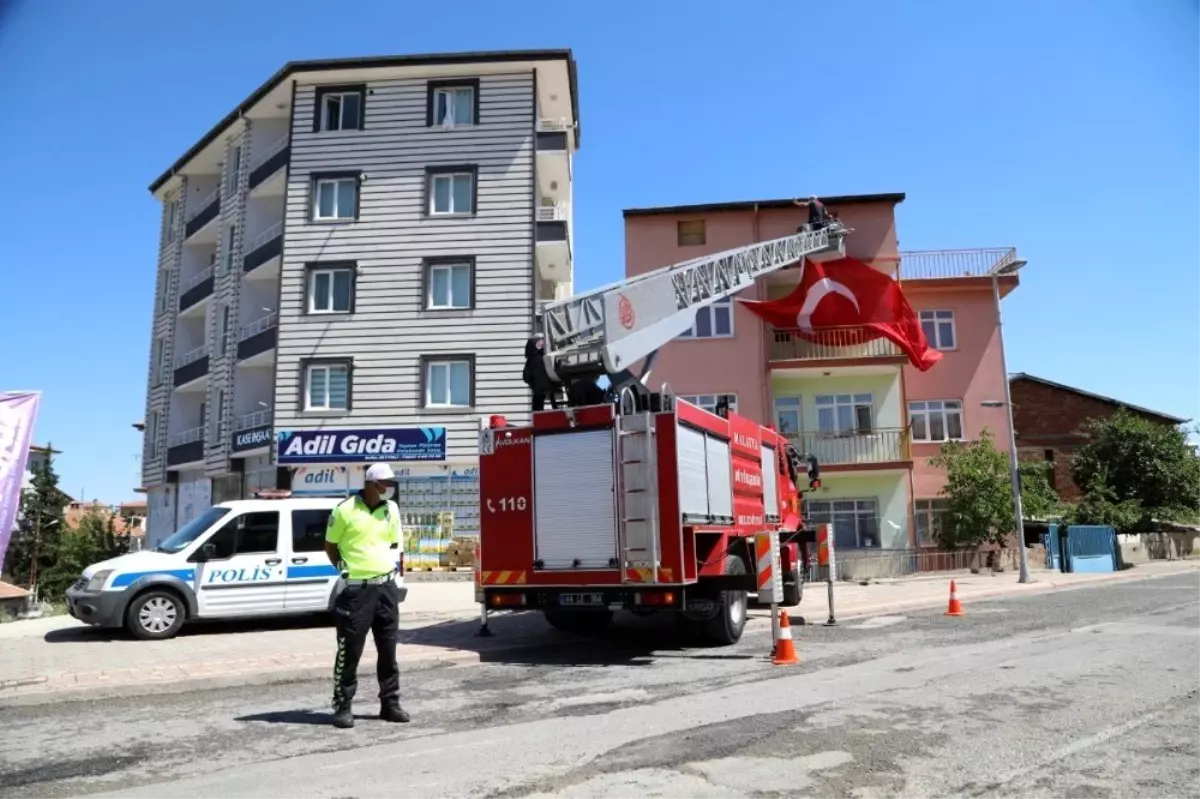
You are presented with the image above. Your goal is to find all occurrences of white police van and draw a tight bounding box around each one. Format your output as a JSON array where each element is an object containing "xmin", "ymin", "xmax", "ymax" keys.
[{"xmin": 65, "ymin": 493, "xmax": 407, "ymax": 640}]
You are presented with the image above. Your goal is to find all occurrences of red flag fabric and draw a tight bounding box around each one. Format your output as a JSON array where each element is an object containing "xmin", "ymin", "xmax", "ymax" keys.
[{"xmin": 739, "ymin": 257, "xmax": 943, "ymax": 371}]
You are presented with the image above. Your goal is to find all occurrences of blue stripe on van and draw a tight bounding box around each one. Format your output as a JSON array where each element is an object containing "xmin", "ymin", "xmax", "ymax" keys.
[
  {"xmin": 287, "ymin": 564, "xmax": 340, "ymax": 580},
  {"xmin": 111, "ymin": 569, "xmax": 196, "ymax": 588}
]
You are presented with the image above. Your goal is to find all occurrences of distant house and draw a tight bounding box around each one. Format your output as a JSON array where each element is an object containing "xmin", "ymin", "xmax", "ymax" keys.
[
  {"xmin": 1009, "ymin": 373, "xmax": 1189, "ymax": 501},
  {"xmin": 0, "ymin": 581, "xmax": 31, "ymax": 619}
]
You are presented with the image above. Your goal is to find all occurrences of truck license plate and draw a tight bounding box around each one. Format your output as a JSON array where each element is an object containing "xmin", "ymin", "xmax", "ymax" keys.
[{"xmin": 559, "ymin": 593, "xmax": 604, "ymax": 606}]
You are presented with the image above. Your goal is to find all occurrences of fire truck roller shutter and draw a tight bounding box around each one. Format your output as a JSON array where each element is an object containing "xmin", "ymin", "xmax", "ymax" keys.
[
  {"xmin": 676, "ymin": 423, "xmax": 711, "ymax": 520},
  {"xmin": 761, "ymin": 443, "xmax": 779, "ymax": 523},
  {"xmin": 533, "ymin": 429, "xmax": 620, "ymax": 569},
  {"xmin": 705, "ymin": 436, "xmax": 734, "ymax": 524}
]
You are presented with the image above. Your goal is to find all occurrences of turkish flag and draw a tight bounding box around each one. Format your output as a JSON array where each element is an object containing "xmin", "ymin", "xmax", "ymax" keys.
[{"xmin": 739, "ymin": 257, "xmax": 943, "ymax": 371}]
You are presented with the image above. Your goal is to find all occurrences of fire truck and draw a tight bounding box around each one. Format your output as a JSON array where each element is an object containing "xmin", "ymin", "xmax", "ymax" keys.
[{"xmin": 476, "ymin": 222, "xmax": 848, "ymax": 645}]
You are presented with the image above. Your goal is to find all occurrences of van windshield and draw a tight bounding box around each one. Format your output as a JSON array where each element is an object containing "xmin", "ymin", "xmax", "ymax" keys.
[{"xmin": 155, "ymin": 507, "xmax": 231, "ymax": 554}]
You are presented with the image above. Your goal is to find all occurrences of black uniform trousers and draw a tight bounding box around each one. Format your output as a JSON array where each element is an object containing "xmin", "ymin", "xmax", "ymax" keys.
[{"xmin": 332, "ymin": 579, "xmax": 400, "ymax": 709}]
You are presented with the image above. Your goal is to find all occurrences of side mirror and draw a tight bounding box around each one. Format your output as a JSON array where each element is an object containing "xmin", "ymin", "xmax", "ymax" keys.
[{"xmin": 198, "ymin": 542, "xmax": 218, "ymax": 561}]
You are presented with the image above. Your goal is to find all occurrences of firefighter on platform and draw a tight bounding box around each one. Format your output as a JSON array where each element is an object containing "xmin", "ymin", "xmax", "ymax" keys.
[{"xmin": 324, "ymin": 462, "xmax": 409, "ymax": 729}]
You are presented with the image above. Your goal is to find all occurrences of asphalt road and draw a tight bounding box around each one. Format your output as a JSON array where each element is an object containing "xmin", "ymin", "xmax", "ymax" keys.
[{"xmin": 1, "ymin": 573, "xmax": 1197, "ymax": 798}]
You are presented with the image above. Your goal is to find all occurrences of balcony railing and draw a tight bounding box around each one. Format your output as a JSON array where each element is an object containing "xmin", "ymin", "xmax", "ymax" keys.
[
  {"xmin": 536, "ymin": 118, "xmax": 572, "ymax": 132},
  {"xmin": 898, "ymin": 248, "xmax": 1020, "ymax": 280},
  {"xmin": 247, "ymin": 222, "xmax": 283, "ymax": 253},
  {"xmin": 173, "ymin": 344, "xmax": 209, "ymax": 369},
  {"xmin": 786, "ymin": 428, "xmax": 910, "ymax": 466},
  {"xmin": 236, "ymin": 409, "xmax": 273, "ymax": 430},
  {"xmin": 239, "ymin": 311, "xmax": 278, "ymax": 341},
  {"xmin": 536, "ymin": 203, "xmax": 568, "ymax": 222},
  {"xmin": 770, "ymin": 327, "xmax": 902, "ymax": 362},
  {"xmin": 167, "ymin": 426, "xmax": 203, "ymax": 447},
  {"xmin": 180, "ymin": 266, "xmax": 214, "ymax": 294},
  {"xmin": 185, "ymin": 188, "xmax": 219, "ymax": 222},
  {"xmin": 250, "ymin": 135, "xmax": 287, "ymax": 170}
]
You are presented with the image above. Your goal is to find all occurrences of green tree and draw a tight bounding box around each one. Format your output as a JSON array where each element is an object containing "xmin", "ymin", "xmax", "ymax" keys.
[
  {"xmin": 1018, "ymin": 460, "xmax": 1065, "ymax": 520},
  {"xmin": 1067, "ymin": 477, "xmax": 1144, "ymax": 531},
  {"xmin": 40, "ymin": 509, "xmax": 130, "ymax": 602},
  {"xmin": 1071, "ymin": 410, "xmax": 1200, "ymax": 530},
  {"xmin": 4, "ymin": 447, "xmax": 69, "ymax": 588},
  {"xmin": 928, "ymin": 429, "xmax": 1015, "ymax": 549}
]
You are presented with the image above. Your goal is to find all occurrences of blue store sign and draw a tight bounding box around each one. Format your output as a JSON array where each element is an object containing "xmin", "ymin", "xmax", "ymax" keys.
[{"xmin": 276, "ymin": 427, "xmax": 447, "ymax": 464}]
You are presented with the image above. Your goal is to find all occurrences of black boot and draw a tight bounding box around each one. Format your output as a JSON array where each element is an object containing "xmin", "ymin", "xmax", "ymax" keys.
[
  {"xmin": 332, "ymin": 703, "xmax": 354, "ymax": 729},
  {"xmin": 379, "ymin": 702, "xmax": 410, "ymax": 723}
]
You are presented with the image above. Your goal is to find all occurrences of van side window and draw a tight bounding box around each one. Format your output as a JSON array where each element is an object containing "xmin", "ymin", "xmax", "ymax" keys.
[
  {"xmin": 237, "ymin": 512, "xmax": 279, "ymax": 554},
  {"xmin": 291, "ymin": 509, "xmax": 331, "ymax": 553},
  {"xmin": 205, "ymin": 522, "xmax": 238, "ymax": 560}
]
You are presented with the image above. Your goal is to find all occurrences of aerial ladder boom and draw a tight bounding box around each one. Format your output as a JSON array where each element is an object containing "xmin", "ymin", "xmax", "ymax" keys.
[{"xmin": 541, "ymin": 223, "xmax": 848, "ymax": 387}]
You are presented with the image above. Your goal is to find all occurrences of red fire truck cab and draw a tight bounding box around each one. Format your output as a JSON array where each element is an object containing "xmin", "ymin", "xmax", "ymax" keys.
[{"xmin": 477, "ymin": 392, "xmax": 818, "ymax": 646}]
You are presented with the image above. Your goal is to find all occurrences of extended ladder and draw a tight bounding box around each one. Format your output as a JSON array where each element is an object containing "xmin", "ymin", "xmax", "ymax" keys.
[{"xmin": 542, "ymin": 223, "xmax": 848, "ymax": 382}]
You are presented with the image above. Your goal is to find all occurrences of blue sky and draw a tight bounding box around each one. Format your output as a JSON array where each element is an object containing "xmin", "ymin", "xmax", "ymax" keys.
[{"xmin": 0, "ymin": 0, "xmax": 1196, "ymax": 503}]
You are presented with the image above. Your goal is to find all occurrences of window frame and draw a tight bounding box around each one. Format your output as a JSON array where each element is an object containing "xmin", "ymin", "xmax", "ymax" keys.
[
  {"xmin": 313, "ymin": 84, "xmax": 367, "ymax": 133},
  {"xmin": 226, "ymin": 145, "xmax": 241, "ymax": 194},
  {"xmin": 164, "ymin": 200, "xmax": 179, "ymax": 244},
  {"xmin": 814, "ymin": 393, "xmax": 874, "ymax": 435},
  {"xmin": 219, "ymin": 305, "xmax": 231, "ymax": 355},
  {"xmin": 223, "ymin": 225, "xmax": 237, "ymax": 273},
  {"xmin": 301, "ymin": 358, "xmax": 353, "ymax": 414},
  {"xmin": 420, "ymin": 354, "xmax": 476, "ymax": 410},
  {"xmin": 919, "ymin": 309, "xmax": 957, "ymax": 351},
  {"xmin": 915, "ymin": 498, "xmax": 948, "ymax": 547},
  {"xmin": 154, "ymin": 339, "xmax": 168, "ymax": 385},
  {"xmin": 426, "ymin": 79, "xmax": 481, "ymax": 127},
  {"xmin": 148, "ymin": 411, "xmax": 160, "ymax": 459},
  {"xmin": 908, "ymin": 399, "xmax": 965, "ymax": 443},
  {"xmin": 422, "ymin": 257, "xmax": 476, "ymax": 311},
  {"xmin": 677, "ymin": 219, "xmax": 706, "ymax": 246},
  {"xmin": 310, "ymin": 171, "xmax": 362, "ymax": 223},
  {"xmin": 305, "ymin": 262, "xmax": 357, "ymax": 315},
  {"xmin": 803, "ymin": 497, "xmax": 881, "ymax": 549},
  {"xmin": 677, "ymin": 393, "xmax": 738, "ymax": 416},
  {"xmin": 291, "ymin": 508, "xmax": 333, "ymax": 554},
  {"xmin": 425, "ymin": 165, "xmax": 478, "ymax": 217},
  {"xmin": 773, "ymin": 395, "xmax": 802, "ymax": 436},
  {"xmin": 678, "ymin": 296, "xmax": 734, "ymax": 339}
]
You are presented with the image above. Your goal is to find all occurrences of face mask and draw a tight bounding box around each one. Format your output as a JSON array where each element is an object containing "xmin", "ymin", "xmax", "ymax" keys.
[{"xmin": 377, "ymin": 483, "xmax": 395, "ymax": 500}]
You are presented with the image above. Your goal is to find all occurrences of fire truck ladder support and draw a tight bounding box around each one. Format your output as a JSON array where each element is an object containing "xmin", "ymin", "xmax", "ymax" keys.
[{"xmin": 541, "ymin": 223, "xmax": 848, "ymax": 386}]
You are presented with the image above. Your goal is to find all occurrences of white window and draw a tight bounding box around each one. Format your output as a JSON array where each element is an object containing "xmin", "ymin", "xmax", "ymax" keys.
[
  {"xmin": 678, "ymin": 296, "xmax": 733, "ymax": 339},
  {"xmin": 678, "ymin": 394, "xmax": 738, "ymax": 416},
  {"xmin": 148, "ymin": 411, "xmax": 160, "ymax": 459},
  {"xmin": 157, "ymin": 271, "xmax": 170, "ymax": 313},
  {"xmin": 427, "ymin": 263, "xmax": 472, "ymax": 309},
  {"xmin": 219, "ymin": 306, "xmax": 231, "ymax": 355},
  {"xmin": 919, "ymin": 310, "xmax": 956, "ymax": 350},
  {"xmin": 425, "ymin": 358, "xmax": 472, "ymax": 407},
  {"xmin": 164, "ymin": 200, "xmax": 179, "ymax": 243},
  {"xmin": 198, "ymin": 401, "xmax": 207, "ymax": 429},
  {"xmin": 309, "ymin": 267, "xmax": 353, "ymax": 313},
  {"xmin": 915, "ymin": 498, "xmax": 948, "ymax": 546},
  {"xmin": 215, "ymin": 390, "xmax": 225, "ymax": 436},
  {"xmin": 306, "ymin": 363, "xmax": 349, "ymax": 411},
  {"xmin": 223, "ymin": 225, "xmax": 236, "ymax": 273},
  {"xmin": 432, "ymin": 86, "xmax": 475, "ymax": 126},
  {"xmin": 774, "ymin": 396, "xmax": 802, "ymax": 436},
  {"xmin": 154, "ymin": 339, "xmax": 168, "ymax": 384},
  {"xmin": 804, "ymin": 498, "xmax": 880, "ymax": 549},
  {"xmin": 815, "ymin": 393, "xmax": 873, "ymax": 434},
  {"xmin": 677, "ymin": 219, "xmax": 706, "ymax": 246},
  {"xmin": 909, "ymin": 399, "xmax": 964, "ymax": 443},
  {"xmin": 226, "ymin": 146, "xmax": 241, "ymax": 194},
  {"xmin": 429, "ymin": 172, "xmax": 474, "ymax": 215},
  {"xmin": 314, "ymin": 177, "xmax": 358, "ymax": 221},
  {"xmin": 319, "ymin": 90, "xmax": 362, "ymax": 131}
]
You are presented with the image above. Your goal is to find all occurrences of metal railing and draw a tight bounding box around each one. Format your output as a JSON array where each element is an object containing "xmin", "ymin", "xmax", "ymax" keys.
[
  {"xmin": 173, "ymin": 344, "xmax": 208, "ymax": 368},
  {"xmin": 787, "ymin": 428, "xmax": 910, "ymax": 465},
  {"xmin": 897, "ymin": 248, "xmax": 1020, "ymax": 280},
  {"xmin": 185, "ymin": 188, "xmax": 218, "ymax": 221},
  {"xmin": 770, "ymin": 326, "xmax": 902, "ymax": 361},
  {"xmin": 179, "ymin": 265, "xmax": 214, "ymax": 294},
  {"xmin": 236, "ymin": 409, "xmax": 273, "ymax": 430},
  {"xmin": 537, "ymin": 118, "xmax": 572, "ymax": 132},
  {"xmin": 536, "ymin": 203, "xmax": 568, "ymax": 222},
  {"xmin": 247, "ymin": 221, "xmax": 283, "ymax": 252},
  {"xmin": 250, "ymin": 134, "xmax": 288, "ymax": 169},
  {"xmin": 807, "ymin": 547, "xmax": 1024, "ymax": 582},
  {"xmin": 167, "ymin": 426, "xmax": 203, "ymax": 447},
  {"xmin": 239, "ymin": 311, "xmax": 278, "ymax": 341}
]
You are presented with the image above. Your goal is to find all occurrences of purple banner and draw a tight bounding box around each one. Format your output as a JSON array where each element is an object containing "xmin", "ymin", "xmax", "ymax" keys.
[{"xmin": 0, "ymin": 392, "xmax": 42, "ymax": 576}]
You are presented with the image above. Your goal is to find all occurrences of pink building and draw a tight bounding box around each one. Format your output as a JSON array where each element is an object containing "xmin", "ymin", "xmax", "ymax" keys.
[{"xmin": 624, "ymin": 194, "xmax": 1022, "ymax": 554}]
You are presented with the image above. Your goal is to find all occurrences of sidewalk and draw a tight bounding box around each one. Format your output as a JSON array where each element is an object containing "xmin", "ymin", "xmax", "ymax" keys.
[{"xmin": 1, "ymin": 560, "xmax": 1194, "ymax": 706}]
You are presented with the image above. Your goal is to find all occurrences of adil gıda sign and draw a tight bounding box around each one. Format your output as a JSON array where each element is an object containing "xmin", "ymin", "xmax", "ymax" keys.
[{"xmin": 276, "ymin": 427, "xmax": 446, "ymax": 464}]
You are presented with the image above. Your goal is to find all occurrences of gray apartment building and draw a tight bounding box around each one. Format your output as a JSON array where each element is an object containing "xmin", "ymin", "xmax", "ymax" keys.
[{"xmin": 140, "ymin": 50, "xmax": 579, "ymax": 545}]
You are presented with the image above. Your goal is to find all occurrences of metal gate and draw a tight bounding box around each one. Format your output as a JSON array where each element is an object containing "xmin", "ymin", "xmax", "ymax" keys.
[{"xmin": 1043, "ymin": 525, "xmax": 1117, "ymax": 574}]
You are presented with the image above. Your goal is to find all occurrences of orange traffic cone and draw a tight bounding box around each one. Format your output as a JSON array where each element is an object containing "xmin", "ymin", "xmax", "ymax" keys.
[
  {"xmin": 944, "ymin": 580, "xmax": 964, "ymax": 617},
  {"xmin": 772, "ymin": 610, "xmax": 801, "ymax": 665}
]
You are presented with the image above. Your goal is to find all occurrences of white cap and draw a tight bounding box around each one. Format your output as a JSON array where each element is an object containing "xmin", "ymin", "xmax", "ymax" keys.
[{"xmin": 364, "ymin": 463, "xmax": 395, "ymax": 483}]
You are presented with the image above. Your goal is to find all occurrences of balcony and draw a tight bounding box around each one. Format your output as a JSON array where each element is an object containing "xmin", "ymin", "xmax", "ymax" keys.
[
  {"xmin": 243, "ymin": 222, "xmax": 283, "ymax": 274},
  {"xmin": 534, "ymin": 202, "xmax": 571, "ymax": 284},
  {"xmin": 173, "ymin": 345, "xmax": 209, "ymax": 388},
  {"xmin": 898, "ymin": 248, "xmax": 1021, "ymax": 281},
  {"xmin": 236, "ymin": 311, "xmax": 278, "ymax": 364},
  {"xmin": 231, "ymin": 409, "xmax": 273, "ymax": 454},
  {"xmin": 166, "ymin": 426, "xmax": 204, "ymax": 467},
  {"xmin": 770, "ymin": 326, "xmax": 906, "ymax": 366},
  {"xmin": 248, "ymin": 135, "xmax": 289, "ymax": 192},
  {"xmin": 536, "ymin": 118, "xmax": 571, "ymax": 153},
  {"xmin": 178, "ymin": 266, "xmax": 215, "ymax": 312},
  {"xmin": 787, "ymin": 428, "xmax": 911, "ymax": 469},
  {"xmin": 184, "ymin": 189, "xmax": 220, "ymax": 239}
]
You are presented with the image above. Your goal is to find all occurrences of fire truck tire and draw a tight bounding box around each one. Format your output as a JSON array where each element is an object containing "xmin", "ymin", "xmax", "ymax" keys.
[
  {"xmin": 543, "ymin": 608, "xmax": 612, "ymax": 634},
  {"xmin": 700, "ymin": 553, "xmax": 749, "ymax": 646}
]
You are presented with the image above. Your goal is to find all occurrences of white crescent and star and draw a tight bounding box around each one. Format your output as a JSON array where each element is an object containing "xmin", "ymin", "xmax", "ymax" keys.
[{"xmin": 796, "ymin": 277, "xmax": 859, "ymax": 333}]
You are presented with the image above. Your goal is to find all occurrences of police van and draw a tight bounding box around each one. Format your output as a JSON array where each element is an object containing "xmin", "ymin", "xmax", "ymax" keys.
[{"xmin": 64, "ymin": 492, "xmax": 407, "ymax": 640}]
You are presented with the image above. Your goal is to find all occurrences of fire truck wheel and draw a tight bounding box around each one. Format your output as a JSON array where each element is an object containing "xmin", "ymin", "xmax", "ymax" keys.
[
  {"xmin": 543, "ymin": 608, "xmax": 613, "ymax": 634},
  {"xmin": 701, "ymin": 553, "xmax": 749, "ymax": 646}
]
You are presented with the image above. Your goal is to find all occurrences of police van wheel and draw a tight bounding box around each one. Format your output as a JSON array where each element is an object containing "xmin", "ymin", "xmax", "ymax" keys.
[{"xmin": 126, "ymin": 590, "xmax": 185, "ymax": 640}]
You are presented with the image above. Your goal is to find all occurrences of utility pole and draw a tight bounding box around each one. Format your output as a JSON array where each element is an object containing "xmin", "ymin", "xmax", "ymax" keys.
[{"xmin": 27, "ymin": 509, "xmax": 42, "ymax": 598}]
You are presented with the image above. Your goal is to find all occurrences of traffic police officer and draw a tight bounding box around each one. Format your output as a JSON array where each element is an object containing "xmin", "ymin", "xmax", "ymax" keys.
[{"xmin": 324, "ymin": 462, "xmax": 409, "ymax": 729}]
